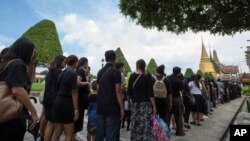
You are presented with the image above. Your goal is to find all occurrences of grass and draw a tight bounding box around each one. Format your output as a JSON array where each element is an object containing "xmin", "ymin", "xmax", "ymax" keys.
[{"xmin": 31, "ymin": 83, "xmax": 45, "ymax": 91}]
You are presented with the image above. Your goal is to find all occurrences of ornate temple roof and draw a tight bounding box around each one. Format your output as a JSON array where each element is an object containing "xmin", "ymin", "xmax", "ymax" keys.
[
  {"xmin": 213, "ymin": 50, "xmax": 221, "ymax": 65},
  {"xmin": 199, "ymin": 39, "xmax": 216, "ymax": 76},
  {"xmin": 240, "ymin": 73, "xmax": 250, "ymax": 83},
  {"xmin": 201, "ymin": 39, "xmax": 209, "ymax": 59}
]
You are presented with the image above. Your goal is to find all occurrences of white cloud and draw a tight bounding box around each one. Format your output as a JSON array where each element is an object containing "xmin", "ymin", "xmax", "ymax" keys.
[
  {"xmin": 54, "ymin": 12, "xmax": 250, "ymax": 75},
  {"xmin": 0, "ymin": 43, "xmax": 6, "ymax": 51}
]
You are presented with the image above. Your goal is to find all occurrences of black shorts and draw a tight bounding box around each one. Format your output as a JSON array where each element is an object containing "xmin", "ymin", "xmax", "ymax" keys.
[
  {"xmin": 52, "ymin": 96, "xmax": 74, "ymax": 124},
  {"xmin": 44, "ymin": 105, "xmax": 53, "ymax": 122}
]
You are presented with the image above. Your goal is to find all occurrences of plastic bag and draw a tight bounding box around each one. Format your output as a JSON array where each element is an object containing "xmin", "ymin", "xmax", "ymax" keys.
[
  {"xmin": 157, "ymin": 115, "xmax": 170, "ymax": 140},
  {"xmin": 153, "ymin": 116, "xmax": 169, "ymax": 141}
]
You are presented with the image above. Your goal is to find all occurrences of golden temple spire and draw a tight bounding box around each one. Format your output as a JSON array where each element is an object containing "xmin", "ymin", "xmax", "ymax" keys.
[
  {"xmin": 209, "ymin": 44, "xmax": 213, "ymax": 60},
  {"xmin": 201, "ymin": 37, "xmax": 209, "ymax": 59},
  {"xmin": 199, "ymin": 37, "xmax": 217, "ymax": 77},
  {"xmin": 213, "ymin": 50, "xmax": 221, "ymax": 64}
]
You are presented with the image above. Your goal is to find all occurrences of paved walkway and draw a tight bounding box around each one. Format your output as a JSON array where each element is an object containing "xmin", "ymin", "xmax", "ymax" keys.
[{"xmin": 24, "ymin": 96, "xmax": 245, "ymax": 141}]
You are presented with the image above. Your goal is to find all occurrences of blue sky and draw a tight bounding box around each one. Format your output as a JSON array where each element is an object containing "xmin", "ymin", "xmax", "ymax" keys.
[{"xmin": 1, "ymin": 0, "xmax": 250, "ymax": 75}]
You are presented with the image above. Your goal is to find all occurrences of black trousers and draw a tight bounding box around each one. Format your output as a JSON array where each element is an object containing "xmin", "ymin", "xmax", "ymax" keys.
[
  {"xmin": 0, "ymin": 128, "xmax": 26, "ymax": 141},
  {"xmin": 184, "ymin": 109, "xmax": 190, "ymax": 124},
  {"xmin": 122, "ymin": 110, "xmax": 131, "ymax": 129},
  {"xmin": 166, "ymin": 97, "xmax": 184, "ymax": 134}
]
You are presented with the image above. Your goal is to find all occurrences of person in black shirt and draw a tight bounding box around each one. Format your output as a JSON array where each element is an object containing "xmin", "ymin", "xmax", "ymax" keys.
[
  {"xmin": 153, "ymin": 65, "xmax": 172, "ymax": 125},
  {"xmin": 167, "ymin": 67, "xmax": 185, "ymax": 136},
  {"xmin": 95, "ymin": 50, "xmax": 124, "ymax": 141},
  {"xmin": 74, "ymin": 57, "xmax": 90, "ymax": 136},
  {"xmin": 51, "ymin": 55, "xmax": 79, "ymax": 141},
  {"xmin": 182, "ymin": 77, "xmax": 193, "ymax": 129},
  {"xmin": 0, "ymin": 38, "xmax": 39, "ymax": 141},
  {"xmin": 127, "ymin": 59, "xmax": 157, "ymax": 141},
  {"xmin": 115, "ymin": 62, "xmax": 130, "ymax": 131},
  {"xmin": 43, "ymin": 55, "xmax": 66, "ymax": 141}
]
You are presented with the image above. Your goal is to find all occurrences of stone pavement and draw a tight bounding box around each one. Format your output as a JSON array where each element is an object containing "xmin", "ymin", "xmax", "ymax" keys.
[{"xmin": 24, "ymin": 96, "xmax": 245, "ymax": 141}]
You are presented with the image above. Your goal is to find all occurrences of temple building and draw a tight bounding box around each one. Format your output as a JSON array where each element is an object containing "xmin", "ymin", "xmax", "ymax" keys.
[
  {"xmin": 199, "ymin": 39, "xmax": 239, "ymax": 80},
  {"xmin": 199, "ymin": 40, "xmax": 217, "ymax": 76}
]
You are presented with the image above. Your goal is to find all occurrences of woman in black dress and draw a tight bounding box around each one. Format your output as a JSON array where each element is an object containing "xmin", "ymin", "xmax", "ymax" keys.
[
  {"xmin": 51, "ymin": 55, "xmax": 79, "ymax": 141},
  {"xmin": 74, "ymin": 57, "xmax": 90, "ymax": 135},
  {"xmin": 0, "ymin": 38, "xmax": 39, "ymax": 141},
  {"xmin": 127, "ymin": 59, "xmax": 157, "ymax": 141},
  {"xmin": 43, "ymin": 55, "xmax": 66, "ymax": 141}
]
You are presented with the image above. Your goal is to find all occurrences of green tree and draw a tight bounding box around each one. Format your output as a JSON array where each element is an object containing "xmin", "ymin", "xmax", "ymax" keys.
[
  {"xmin": 21, "ymin": 19, "xmax": 63, "ymax": 67},
  {"xmin": 115, "ymin": 47, "xmax": 132, "ymax": 75},
  {"xmin": 197, "ymin": 70, "xmax": 203, "ymax": 76},
  {"xmin": 208, "ymin": 72, "xmax": 214, "ymax": 79},
  {"xmin": 40, "ymin": 70, "xmax": 49, "ymax": 75},
  {"xmin": 204, "ymin": 72, "xmax": 210, "ymax": 78},
  {"xmin": 184, "ymin": 68, "xmax": 194, "ymax": 78},
  {"xmin": 147, "ymin": 58, "xmax": 157, "ymax": 75},
  {"xmin": 119, "ymin": 0, "xmax": 250, "ymax": 35}
]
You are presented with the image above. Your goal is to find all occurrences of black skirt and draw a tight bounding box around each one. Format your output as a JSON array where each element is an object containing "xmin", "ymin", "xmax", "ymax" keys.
[
  {"xmin": 52, "ymin": 96, "xmax": 74, "ymax": 124},
  {"xmin": 44, "ymin": 104, "xmax": 53, "ymax": 122},
  {"xmin": 192, "ymin": 94, "xmax": 205, "ymax": 113}
]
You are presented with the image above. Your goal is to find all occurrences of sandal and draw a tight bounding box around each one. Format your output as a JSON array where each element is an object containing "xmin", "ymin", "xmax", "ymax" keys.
[
  {"xmin": 196, "ymin": 123, "xmax": 202, "ymax": 126},
  {"xmin": 190, "ymin": 121, "xmax": 196, "ymax": 125}
]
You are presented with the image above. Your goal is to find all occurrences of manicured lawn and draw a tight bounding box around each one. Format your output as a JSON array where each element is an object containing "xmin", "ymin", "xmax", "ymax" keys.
[{"xmin": 31, "ymin": 83, "xmax": 45, "ymax": 91}]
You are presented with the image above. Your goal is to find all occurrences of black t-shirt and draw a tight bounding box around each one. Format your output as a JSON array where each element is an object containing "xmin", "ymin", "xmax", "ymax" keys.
[
  {"xmin": 76, "ymin": 68, "xmax": 89, "ymax": 108},
  {"xmin": 167, "ymin": 74, "xmax": 183, "ymax": 98},
  {"xmin": 0, "ymin": 60, "xmax": 28, "ymax": 88},
  {"xmin": 43, "ymin": 68, "xmax": 62, "ymax": 106},
  {"xmin": 58, "ymin": 68, "xmax": 78, "ymax": 97},
  {"xmin": 89, "ymin": 94, "xmax": 97, "ymax": 103},
  {"xmin": 0, "ymin": 60, "xmax": 28, "ymax": 133},
  {"xmin": 127, "ymin": 72, "xmax": 154, "ymax": 103},
  {"xmin": 97, "ymin": 63, "xmax": 121, "ymax": 117}
]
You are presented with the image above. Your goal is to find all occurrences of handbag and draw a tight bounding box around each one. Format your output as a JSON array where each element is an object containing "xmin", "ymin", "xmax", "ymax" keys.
[
  {"xmin": 187, "ymin": 94, "xmax": 196, "ymax": 107},
  {"xmin": 0, "ymin": 59, "xmax": 23, "ymax": 123}
]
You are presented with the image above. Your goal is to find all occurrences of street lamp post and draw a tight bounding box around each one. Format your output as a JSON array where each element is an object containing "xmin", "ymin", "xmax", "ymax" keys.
[{"xmin": 101, "ymin": 58, "xmax": 104, "ymax": 68}]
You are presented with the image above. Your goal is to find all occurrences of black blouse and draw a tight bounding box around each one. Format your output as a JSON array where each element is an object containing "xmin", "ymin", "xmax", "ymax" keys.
[
  {"xmin": 57, "ymin": 67, "xmax": 78, "ymax": 97},
  {"xmin": 127, "ymin": 72, "xmax": 154, "ymax": 103}
]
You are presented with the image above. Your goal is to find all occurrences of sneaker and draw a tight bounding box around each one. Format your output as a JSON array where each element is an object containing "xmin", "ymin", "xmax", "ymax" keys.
[{"xmin": 203, "ymin": 115, "xmax": 209, "ymax": 119}]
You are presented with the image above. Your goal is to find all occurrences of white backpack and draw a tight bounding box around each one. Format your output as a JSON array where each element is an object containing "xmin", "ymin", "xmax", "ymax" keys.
[{"xmin": 153, "ymin": 76, "xmax": 167, "ymax": 98}]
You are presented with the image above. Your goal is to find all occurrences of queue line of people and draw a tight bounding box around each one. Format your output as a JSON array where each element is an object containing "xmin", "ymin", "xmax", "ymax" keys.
[{"xmin": 0, "ymin": 38, "xmax": 243, "ymax": 141}]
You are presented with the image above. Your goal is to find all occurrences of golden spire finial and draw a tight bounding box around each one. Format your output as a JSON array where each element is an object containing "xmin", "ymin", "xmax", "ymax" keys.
[{"xmin": 201, "ymin": 37, "xmax": 209, "ymax": 59}]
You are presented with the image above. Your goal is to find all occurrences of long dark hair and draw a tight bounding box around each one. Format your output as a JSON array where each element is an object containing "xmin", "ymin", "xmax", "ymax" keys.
[
  {"xmin": 77, "ymin": 57, "xmax": 88, "ymax": 69},
  {"xmin": 136, "ymin": 59, "xmax": 146, "ymax": 74},
  {"xmin": 66, "ymin": 55, "xmax": 78, "ymax": 67},
  {"xmin": 0, "ymin": 38, "xmax": 35, "ymax": 69},
  {"xmin": 194, "ymin": 74, "xmax": 201, "ymax": 88},
  {"xmin": 49, "ymin": 55, "xmax": 66, "ymax": 70}
]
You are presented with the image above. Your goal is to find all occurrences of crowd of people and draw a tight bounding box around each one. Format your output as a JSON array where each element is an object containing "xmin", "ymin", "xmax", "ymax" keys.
[{"xmin": 0, "ymin": 38, "xmax": 243, "ymax": 141}]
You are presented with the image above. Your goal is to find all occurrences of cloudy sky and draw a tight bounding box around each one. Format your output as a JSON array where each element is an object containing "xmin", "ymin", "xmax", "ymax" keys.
[{"xmin": 0, "ymin": 0, "xmax": 250, "ymax": 75}]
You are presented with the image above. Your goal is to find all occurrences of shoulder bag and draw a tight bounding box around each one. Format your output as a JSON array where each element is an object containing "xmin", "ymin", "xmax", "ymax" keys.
[{"xmin": 0, "ymin": 59, "xmax": 23, "ymax": 123}]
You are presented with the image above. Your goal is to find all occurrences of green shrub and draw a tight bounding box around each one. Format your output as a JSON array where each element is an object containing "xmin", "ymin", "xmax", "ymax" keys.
[{"xmin": 31, "ymin": 83, "xmax": 45, "ymax": 91}]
